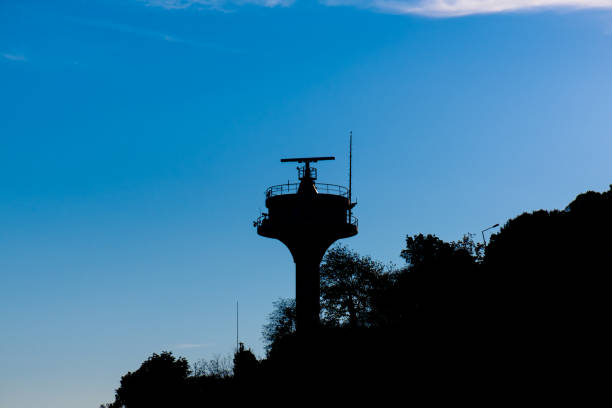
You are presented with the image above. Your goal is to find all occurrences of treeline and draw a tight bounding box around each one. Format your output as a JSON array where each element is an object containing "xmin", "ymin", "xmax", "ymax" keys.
[{"xmin": 103, "ymin": 185, "xmax": 611, "ymax": 406}]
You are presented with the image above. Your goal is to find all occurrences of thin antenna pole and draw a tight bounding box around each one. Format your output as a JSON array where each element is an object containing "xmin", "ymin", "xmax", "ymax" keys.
[
  {"xmin": 349, "ymin": 131, "xmax": 352, "ymax": 201},
  {"xmin": 349, "ymin": 131, "xmax": 353, "ymax": 220},
  {"xmin": 236, "ymin": 301, "xmax": 239, "ymax": 351}
]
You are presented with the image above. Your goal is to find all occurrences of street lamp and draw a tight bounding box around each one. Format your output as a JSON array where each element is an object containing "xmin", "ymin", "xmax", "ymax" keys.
[{"xmin": 481, "ymin": 223, "xmax": 500, "ymax": 247}]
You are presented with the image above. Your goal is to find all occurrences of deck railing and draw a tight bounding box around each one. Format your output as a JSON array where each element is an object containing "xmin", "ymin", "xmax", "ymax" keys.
[
  {"xmin": 265, "ymin": 183, "xmax": 299, "ymax": 197},
  {"xmin": 265, "ymin": 182, "xmax": 349, "ymax": 198},
  {"xmin": 253, "ymin": 212, "xmax": 358, "ymax": 228}
]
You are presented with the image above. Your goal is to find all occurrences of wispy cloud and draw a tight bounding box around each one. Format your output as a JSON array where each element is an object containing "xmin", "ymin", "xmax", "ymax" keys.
[
  {"xmin": 69, "ymin": 17, "xmax": 190, "ymax": 43},
  {"xmin": 323, "ymin": 0, "xmax": 612, "ymax": 17},
  {"xmin": 142, "ymin": 0, "xmax": 294, "ymax": 10},
  {"xmin": 2, "ymin": 53, "xmax": 27, "ymax": 62},
  {"xmin": 144, "ymin": 0, "xmax": 612, "ymax": 16},
  {"xmin": 67, "ymin": 17, "xmax": 240, "ymax": 52},
  {"xmin": 172, "ymin": 343, "xmax": 213, "ymax": 349}
]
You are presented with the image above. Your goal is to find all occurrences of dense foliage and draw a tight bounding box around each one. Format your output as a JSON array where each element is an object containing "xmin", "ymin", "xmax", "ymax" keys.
[{"xmin": 104, "ymin": 185, "xmax": 611, "ymax": 406}]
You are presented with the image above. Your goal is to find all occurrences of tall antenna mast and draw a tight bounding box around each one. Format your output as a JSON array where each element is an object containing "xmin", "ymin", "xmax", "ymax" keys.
[
  {"xmin": 349, "ymin": 131, "xmax": 352, "ymax": 205},
  {"xmin": 236, "ymin": 301, "xmax": 239, "ymax": 351}
]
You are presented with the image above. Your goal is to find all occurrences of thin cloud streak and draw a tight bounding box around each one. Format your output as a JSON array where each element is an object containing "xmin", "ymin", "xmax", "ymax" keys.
[
  {"xmin": 145, "ymin": 0, "xmax": 612, "ymax": 16},
  {"xmin": 2, "ymin": 53, "xmax": 27, "ymax": 62},
  {"xmin": 172, "ymin": 343, "xmax": 213, "ymax": 349},
  {"xmin": 67, "ymin": 17, "xmax": 241, "ymax": 53},
  {"xmin": 322, "ymin": 0, "xmax": 612, "ymax": 17},
  {"xmin": 142, "ymin": 0, "xmax": 294, "ymax": 10}
]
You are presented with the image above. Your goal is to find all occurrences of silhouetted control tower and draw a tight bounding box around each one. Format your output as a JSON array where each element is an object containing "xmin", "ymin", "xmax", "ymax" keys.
[{"xmin": 255, "ymin": 157, "xmax": 357, "ymax": 332}]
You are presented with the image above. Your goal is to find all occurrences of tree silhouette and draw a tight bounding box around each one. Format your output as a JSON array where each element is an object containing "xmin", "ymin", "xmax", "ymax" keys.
[
  {"xmin": 191, "ymin": 354, "xmax": 232, "ymax": 379},
  {"xmin": 261, "ymin": 298, "xmax": 296, "ymax": 353},
  {"xmin": 104, "ymin": 185, "xmax": 612, "ymax": 406},
  {"xmin": 483, "ymin": 185, "xmax": 612, "ymax": 333},
  {"xmin": 319, "ymin": 245, "xmax": 390, "ymax": 328},
  {"xmin": 233, "ymin": 342, "xmax": 259, "ymax": 381},
  {"xmin": 374, "ymin": 233, "xmax": 482, "ymax": 327},
  {"xmin": 111, "ymin": 351, "xmax": 190, "ymax": 408},
  {"xmin": 478, "ymin": 186, "xmax": 612, "ymax": 388}
]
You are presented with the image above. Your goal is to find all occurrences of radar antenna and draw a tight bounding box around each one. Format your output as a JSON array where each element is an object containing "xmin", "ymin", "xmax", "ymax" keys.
[
  {"xmin": 280, "ymin": 156, "xmax": 335, "ymax": 163},
  {"xmin": 281, "ymin": 156, "xmax": 335, "ymax": 181}
]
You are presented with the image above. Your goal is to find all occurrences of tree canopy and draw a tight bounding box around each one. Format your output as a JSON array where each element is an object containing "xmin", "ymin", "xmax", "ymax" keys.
[
  {"xmin": 261, "ymin": 298, "xmax": 296, "ymax": 353},
  {"xmin": 110, "ymin": 352, "xmax": 190, "ymax": 408},
  {"xmin": 320, "ymin": 245, "xmax": 390, "ymax": 328},
  {"xmin": 105, "ymin": 185, "xmax": 612, "ymax": 406}
]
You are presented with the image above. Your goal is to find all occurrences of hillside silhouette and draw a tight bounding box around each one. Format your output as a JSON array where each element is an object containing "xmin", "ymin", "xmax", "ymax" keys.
[{"xmin": 103, "ymin": 185, "xmax": 611, "ymax": 406}]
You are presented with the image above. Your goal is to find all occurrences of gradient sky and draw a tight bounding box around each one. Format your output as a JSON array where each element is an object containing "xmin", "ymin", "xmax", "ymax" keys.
[{"xmin": 1, "ymin": 1, "xmax": 612, "ymax": 407}]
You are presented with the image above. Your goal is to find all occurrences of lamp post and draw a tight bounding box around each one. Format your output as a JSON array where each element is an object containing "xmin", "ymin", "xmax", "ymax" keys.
[{"xmin": 481, "ymin": 223, "xmax": 500, "ymax": 247}]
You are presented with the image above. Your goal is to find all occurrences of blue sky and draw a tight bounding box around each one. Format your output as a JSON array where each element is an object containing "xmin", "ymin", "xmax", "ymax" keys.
[{"xmin": 1, "ymin": 1, "xmax": 612, "ymax": 407}]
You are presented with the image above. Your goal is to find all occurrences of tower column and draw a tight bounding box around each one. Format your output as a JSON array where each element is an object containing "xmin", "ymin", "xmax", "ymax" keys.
[
  {"xmin": 295, "ymin": 258, "xmax": 321, "ymax": 332},
  {"xmin": 287, "ymin": 240, "xmax": 330, "ymax": 333}
]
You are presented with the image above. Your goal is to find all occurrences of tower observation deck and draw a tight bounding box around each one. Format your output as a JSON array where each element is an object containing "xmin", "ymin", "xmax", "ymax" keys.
[{"xmin": 254, "ymin": 156, "xmax": 357, "ymax": 332}]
